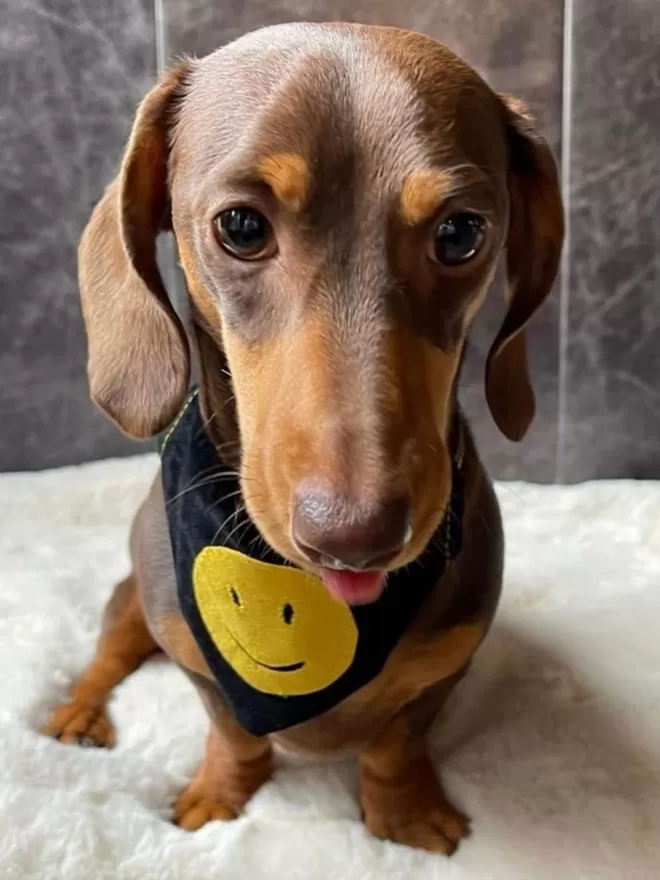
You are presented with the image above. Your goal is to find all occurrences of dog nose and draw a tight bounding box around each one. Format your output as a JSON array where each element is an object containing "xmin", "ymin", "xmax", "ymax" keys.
[{"xmin": 291, "ymin": 486, "xmax": 410, "ymax": 570}]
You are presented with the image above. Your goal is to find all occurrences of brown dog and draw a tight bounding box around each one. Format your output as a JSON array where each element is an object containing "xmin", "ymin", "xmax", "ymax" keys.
[{"xmin": 42, "ymin": 22, "xmax": 563, "ymax": 854}]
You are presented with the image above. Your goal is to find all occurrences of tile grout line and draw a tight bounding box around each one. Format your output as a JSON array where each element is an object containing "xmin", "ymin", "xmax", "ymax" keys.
[
  {"xmin": 153, "ymin": 0, "xmax": 186, "ymax": 312},
  {"xmin": 556, "ymin": 0, "xmax": 575, "ymax": 483},
  {"xmin": 154, "ymin": 0, "xmax": 166, "ymax": 76}
]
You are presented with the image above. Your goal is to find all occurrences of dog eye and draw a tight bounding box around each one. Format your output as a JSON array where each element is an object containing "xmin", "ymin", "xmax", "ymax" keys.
[
  {"xmin": 214, "ymin": 208, "xmax": 274, "ymax": 259},
  {"xmin": 432, "ymin": 213, "xmax": 486, "ymax": 266}
]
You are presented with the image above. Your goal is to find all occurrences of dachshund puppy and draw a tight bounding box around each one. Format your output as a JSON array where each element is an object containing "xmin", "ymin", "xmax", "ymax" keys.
[{"xmin": 43, "ymin": 22, "xmax": 563, "ymax": 854}]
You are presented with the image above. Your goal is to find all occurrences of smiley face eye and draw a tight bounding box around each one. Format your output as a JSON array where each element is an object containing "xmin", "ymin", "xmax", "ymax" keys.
[
  {"xmin": 213, "ymin": 207, "xmax": 275, "ymax": 260},
  {"xmin": 230, "ymin": 587, "xmax": 241, "ymax": 607},
  {"xmin": 282, "ymin": 603, "xmax": 294, "ymax": 625},
  {"xmin": 432, "ymin": 212, "xmax": 486, "ymax": 266}
]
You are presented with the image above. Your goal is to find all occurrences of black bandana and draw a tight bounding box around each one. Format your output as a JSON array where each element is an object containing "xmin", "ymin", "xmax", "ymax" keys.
[{"xmin": 159, "ymin": 389, "xmax": 464, "ymax": 736}]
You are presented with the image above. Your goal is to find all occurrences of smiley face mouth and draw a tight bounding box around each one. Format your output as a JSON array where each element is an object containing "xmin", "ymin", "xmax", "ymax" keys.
[
  {"xmin": 257, "ymin": 659, "xmax": 305, "ymax": 672},
  {"xmin": 223, "ymin": 623, "xmax": 305, "ymax": 673}
]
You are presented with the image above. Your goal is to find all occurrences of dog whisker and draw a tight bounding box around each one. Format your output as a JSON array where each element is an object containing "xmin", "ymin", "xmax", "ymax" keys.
[
  {"xmin": 202, "ymin": 488, "xmax": 245, "ymax": 523},
  {"xmin": 222, "ymin": 507, "xmax": 252, "ymax": 549},
  {"xmin": 165, "ymin": 471, "xmax": 241, "ymax": 506},
  {"xmin": 210, "ymin": 503, "xmax": 245, "ymax": 546},
  {"xmin": 236, "ymin": 516, "xmax": 255, "ymax": 548}
]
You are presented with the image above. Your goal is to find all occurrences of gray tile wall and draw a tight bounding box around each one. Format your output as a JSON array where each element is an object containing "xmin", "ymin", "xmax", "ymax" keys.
[
  {"xmin": 559, "ymin": 0, "xmax": 660, "ymax": 480},
  {"xmin": 1, "ymin": 0, "xmax": 659, "ymax": 481},
  {"xmin": 0, "ymin": 0, "xmax": 155, "ymax": 470}
]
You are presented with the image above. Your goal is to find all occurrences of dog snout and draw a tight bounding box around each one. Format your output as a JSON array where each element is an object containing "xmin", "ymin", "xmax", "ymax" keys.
[{"xmin": 291, "ymin": 484, "xmax": 411, "ymax": 571}]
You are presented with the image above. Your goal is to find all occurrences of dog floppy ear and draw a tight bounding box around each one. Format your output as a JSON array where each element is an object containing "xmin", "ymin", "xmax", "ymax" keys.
[
  {"xmin": 485, "ymin": 96, "xmax": 564, "ymax": 442},
  {"xmin": 78, "ymin": 62, "xmax": 192, "ymax": 439}
]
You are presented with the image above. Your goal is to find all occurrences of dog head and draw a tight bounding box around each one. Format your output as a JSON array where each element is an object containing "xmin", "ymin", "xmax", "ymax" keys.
[{"xmin": 79, "ymin": 23, "xmax": 563, "ymax": 602}]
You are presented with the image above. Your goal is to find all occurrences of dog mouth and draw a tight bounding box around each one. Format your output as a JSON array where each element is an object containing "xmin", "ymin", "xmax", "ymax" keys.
[
  {"xmin": 318, "ymin": 568, "xmax": 388, "ymax": 605},
  {"xmin": 315, "ymin": 523, "xmax": 415, "ymax": 605}
]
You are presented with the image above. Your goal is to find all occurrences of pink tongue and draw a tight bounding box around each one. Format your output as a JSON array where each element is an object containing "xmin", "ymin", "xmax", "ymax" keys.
[{"xmin": 321, "ymin": 569, "xmax": 386, "ymax": 605}]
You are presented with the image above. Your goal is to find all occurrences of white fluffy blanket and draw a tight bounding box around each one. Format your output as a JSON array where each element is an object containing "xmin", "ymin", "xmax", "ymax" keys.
[{"xmin": 1, "ymin": 455, "xmax": 659, "ymax": 880}]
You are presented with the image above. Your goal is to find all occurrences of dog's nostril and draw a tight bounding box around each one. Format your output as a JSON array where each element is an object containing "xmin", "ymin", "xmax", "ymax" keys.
[{"xmin": 292, "ymin": 486, "xmax": 410, "ymax": 571}]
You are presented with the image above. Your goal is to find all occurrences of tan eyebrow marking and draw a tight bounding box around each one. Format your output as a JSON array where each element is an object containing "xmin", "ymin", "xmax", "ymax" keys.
[
  {"xmin": 257, "ymin": 153, "xmax": 310, "ymax": 211},
  {"xmin": 399, "ymin": 167, "xmax": 487, "ymax": 225}
]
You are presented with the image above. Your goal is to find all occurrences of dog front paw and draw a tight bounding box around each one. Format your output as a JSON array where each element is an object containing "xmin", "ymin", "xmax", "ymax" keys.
[
  {"xmin": 172, "ymin": 781, "xmax": 238, "ymax": 831},
  {"xmin": 42, "ymin": 701, "xmax": 116, "ymax": 749},
  {"xmin": 360, "ymin": 756, "xmax": 470, "ymax": 854}
]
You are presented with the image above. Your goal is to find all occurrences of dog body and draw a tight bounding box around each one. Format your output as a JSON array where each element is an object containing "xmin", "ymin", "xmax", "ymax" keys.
[
  {"xmin": 44, "ymin": 23, "xmax": 563, "ymax": 853},
  {"xmin": 137, "ymin": 416, "xmax": 501, "ymax": 752}
]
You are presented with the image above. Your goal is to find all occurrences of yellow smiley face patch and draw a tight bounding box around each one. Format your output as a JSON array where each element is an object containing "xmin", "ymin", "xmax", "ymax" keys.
[{"xmin": 192, "ymin": 547, "xmax": 358, "ymax": 696}]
